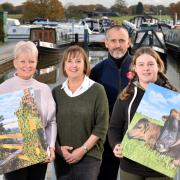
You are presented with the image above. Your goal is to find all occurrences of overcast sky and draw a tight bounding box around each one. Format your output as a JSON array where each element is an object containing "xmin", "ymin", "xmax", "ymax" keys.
[{"xmin": 0, "ymin": 0, "xmax": 179, "ymax": 7}]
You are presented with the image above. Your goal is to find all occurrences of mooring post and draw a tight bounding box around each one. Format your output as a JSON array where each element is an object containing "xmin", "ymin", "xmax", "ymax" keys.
[
  {"xmin": 75, "ymin": 33, "xmax": 79, "ymax": 43},
  {"xmin": 83, "ymin": 25, "xmax": 89, "ymax": 48},
  {"xmin": 0, "ymin": 11, "xmax": 8, "ymax": 43}
]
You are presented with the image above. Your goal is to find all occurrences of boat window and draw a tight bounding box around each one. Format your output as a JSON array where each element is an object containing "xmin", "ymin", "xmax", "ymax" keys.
[
  {"xmin": 49, "ymin": 31, "xmax": 56, "ymax": 43},
  {"xmin": 44, "ymin": 31, "xmax": 48, "ymax": 42},
  {"xmin": 31, "ymin": 30, "xmax": 37, "ymax": 41},
  {"xmin": 141, "ymin": 36, "xmax": 149, "ymax": 46},
  {"xmin": 38, "ymin": 32, "xmax": 42, "ymax": 41},
  {"xmin": 153, "ymin": 33, "xmax": 161, "ymax": 47},
  {"xmin": 30, "ymin": 29, "xmax": 56, "ymax": 42},
  {"xmin": 135, "ymin": 32, "xmax": 145, "ymax": 44}
]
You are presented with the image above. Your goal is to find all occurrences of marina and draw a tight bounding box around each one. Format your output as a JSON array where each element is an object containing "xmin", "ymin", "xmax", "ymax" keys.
[
  {"xmin": 0, "ymin": 8, "xmax": 180, "ymax": 179},
  {"xmin": 6, "ymin": 17, "xmax": 109, "ymax": 45}
]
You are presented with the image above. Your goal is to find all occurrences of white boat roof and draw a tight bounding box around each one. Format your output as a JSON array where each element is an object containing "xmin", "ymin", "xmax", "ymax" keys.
[{"xmin": 7, "ymin": 18, "xmax": 20, "ymax": 26}]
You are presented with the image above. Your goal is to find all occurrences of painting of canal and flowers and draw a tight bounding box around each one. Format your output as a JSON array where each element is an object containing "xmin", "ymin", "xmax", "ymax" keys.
[
  {"xmin": 0, "ymin": 88, "xmax": 48, "ymax": 174},
  {"xmin": 121, "ymin": 83, "xmax": 180, "ymax": 178}
]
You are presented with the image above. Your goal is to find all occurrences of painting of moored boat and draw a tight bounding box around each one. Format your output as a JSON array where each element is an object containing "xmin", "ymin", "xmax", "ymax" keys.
[{"xmin": 0, "ymin": 88, "xmax": 47, "ymax": 174}]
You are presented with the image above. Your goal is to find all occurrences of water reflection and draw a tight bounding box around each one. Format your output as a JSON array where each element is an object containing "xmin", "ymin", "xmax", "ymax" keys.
[
  {"xmin": 35, "ymin": 66, "xmax": 57, "ymax": 84},
  {"xmin": 48, "ymin": 48, "xmax": 108, "ymax": 89},
  {"xmin": 166, "ymin": 55, "xmax": 180, "ymax": 90},
  {"xmin": 47, "ymin": 48, "xmax": 180, "ymax": 91},
  {"xmin": 0, "ymin": 48, "xmax": 179, "ymax": 91},
  {"xmin": 88, "ymin": 49, "xmax": 108, "ymax": 67}
]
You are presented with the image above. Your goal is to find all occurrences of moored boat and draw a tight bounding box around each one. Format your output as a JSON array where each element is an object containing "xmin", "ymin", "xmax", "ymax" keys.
[
  {"xmin": 30, "ymin": 27, "xmax": 69, "ymax": 68},
  {"xmin": 131, "ymin": 24, "xmax": 166, "ymax": 55},
  {"xmin": 123, "ymin": 16, "xmax": 167, "ymax": 59},
  {"xmin": 7, "ymin": 18, "xmax": 42, "ymax": 40},
  {"xmin": 165, "ymin": 26, "xmax": 180, "ymax": 57}
]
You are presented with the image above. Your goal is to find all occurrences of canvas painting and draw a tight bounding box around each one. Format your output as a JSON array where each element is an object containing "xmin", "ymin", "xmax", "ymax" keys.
[
  {"xmin": 121, "ymin": 83, "xmax": 180, "ymax": 178},
  {"xmin": 0, "ymin": 88, "xmax": 48, "ymax": 174}
]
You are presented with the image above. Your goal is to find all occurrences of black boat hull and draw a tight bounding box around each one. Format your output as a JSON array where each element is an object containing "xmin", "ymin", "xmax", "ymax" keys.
[{"xmin": 165, "ymin": 28, "xmax": 180, "ymax": 57}]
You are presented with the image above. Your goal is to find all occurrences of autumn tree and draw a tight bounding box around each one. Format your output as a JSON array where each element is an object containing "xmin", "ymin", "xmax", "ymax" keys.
[
  {"xmin": 47, "ymin": 0, "xmax": 64, "ymax": 20},
  {"xmin": 23, "ymin": 0, "xmax": 65, "ymax": 21},
  {"xmin": 23, "ymin": 1, "xmax": 39, "ymax": 21},
  {"xmin": 143, "ymin": 4, "xmax": 150, "ymax": 13},
  {"xmin": 128, "ymin": 5, "xmax": 136, "ymax": 15},
  {"xmin": 169, "ymin": 2, "xmax": 180, "ymax": 19}
]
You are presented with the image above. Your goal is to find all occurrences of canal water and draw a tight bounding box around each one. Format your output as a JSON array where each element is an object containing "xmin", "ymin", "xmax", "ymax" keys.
[
  {"xmin": 2, "ymin": 48, "xmax": 179, "ymax": 90},
  {"xmin": 165, "ymin": 54, "xmax": 180, "ymax": 90},
  {"xmin": 0, "ymin": 47, "xmax": 179, "ymax": 180}
]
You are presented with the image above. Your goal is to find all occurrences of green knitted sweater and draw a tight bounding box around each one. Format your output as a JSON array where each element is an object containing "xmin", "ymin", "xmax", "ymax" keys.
[{"xmin": 52, "ymin": 83, "xmax": 109, "ymax": 160}]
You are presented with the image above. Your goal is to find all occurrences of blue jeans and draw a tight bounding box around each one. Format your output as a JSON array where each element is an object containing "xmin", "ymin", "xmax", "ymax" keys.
[{"xmin": 54, "ymin": 154, "xmax": 101, "ymax": 180}]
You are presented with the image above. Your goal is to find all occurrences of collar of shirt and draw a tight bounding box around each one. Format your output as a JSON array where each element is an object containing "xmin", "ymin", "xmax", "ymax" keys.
[{"xmin": 61, "ymin": 75, "xmax": 95, "ymax": 97}]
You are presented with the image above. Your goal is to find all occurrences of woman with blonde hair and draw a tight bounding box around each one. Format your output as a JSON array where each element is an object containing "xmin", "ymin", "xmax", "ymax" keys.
[
  {"xmin": 108, "ymin": 47, "xmax": 177, "ymax": 180},
  {"xmin": 0, "ymin": 41, "xmax": 57, "ymax": 180}
]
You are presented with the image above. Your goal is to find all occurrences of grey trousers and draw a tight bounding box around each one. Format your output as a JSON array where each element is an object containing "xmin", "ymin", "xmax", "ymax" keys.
[{"xmin": 54, "ymin": 154, "xmax": 101, "ymax": 180}]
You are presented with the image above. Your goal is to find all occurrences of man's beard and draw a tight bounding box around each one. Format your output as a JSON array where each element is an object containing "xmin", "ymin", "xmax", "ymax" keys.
[{"xmin": 110, "ymin": 48, "xmax": 126, "ymax": 59}]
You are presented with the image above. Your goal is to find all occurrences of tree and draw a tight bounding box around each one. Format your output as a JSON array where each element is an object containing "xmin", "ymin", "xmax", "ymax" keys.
[
  {"xmin": 136, "ymin": 2, "xmax": 144, "ymax": 15},
  {"xmin": 95, "ymin": 4, "xmax": 107, "ymax": 12},
  {"xmin": 0, "ymin": 115, "xmax": 5, "ymax": 134},
  {"xmin": 149, "ymin": 5, "xmax": 157, "ymax": 14},
  {"xmin": 0, "ymin": 115, "xmax": 4, "ymax": 122},
  {"xmin": 65, "ymin": 5, "xmax": 82, "ymax": 19},
  {"xmin": 12, "ymin": 5, "xmax": 24, "ymax": 14},
  {"xmin": 0, "ymin": 123, "xmax": 5, "ymax": 134},
  {"xmin": 65, "ymin": 4, "xmax": 100, "ymax": 19},
  {"xmin": 23, "ymin": 1, "xmax": 40, "ymax": 21},
  {"xmin": 156, "ymin": 5, "xmax": 168, "ymax": 15},
  {"xmin": 1, "ymin": 2, "xmax": 14, "ymax": 13},
  {"xmin": 111, "ymin": 0, "xmax": 127, "ymax": 15},
  {"xmin": 78, "ymin": 4, "xmax": 97, "ymax": 12},
  {"xmin": 23, "ymin": 0, "xmax": 65, "ymax": 21},
  {"xmin": 169, "ymin": 2, "xmax": 180, "ymax": 19},
  {"xmin": 128, "ymin": 5, "xmax": 136, "ymax": 15},
  {"xmin": 47, "ymin": 0, "xmax": 65, "ymax": 20}
]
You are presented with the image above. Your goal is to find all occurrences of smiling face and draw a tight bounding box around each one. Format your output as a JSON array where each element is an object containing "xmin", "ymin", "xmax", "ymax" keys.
[
  {"xmin": 64, "ymin": 52, "xmax": 85, "ymax": 81},
  {"xmin": 105, "ymin": 27, "xmax": 130, "ymax": 59},
  {"xmin": 134, "ymin": 54, "xmax": 159, "ymax": 89},
  {"xmin": 13, "ymin": 51, "xmax": 37, "ymax": 80}
]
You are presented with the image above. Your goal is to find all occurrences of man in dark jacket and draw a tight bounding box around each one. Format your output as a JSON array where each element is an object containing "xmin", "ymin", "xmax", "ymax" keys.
[{"xmin": 90, "ymin": 25, "xmax": 132, "ymax": 180}]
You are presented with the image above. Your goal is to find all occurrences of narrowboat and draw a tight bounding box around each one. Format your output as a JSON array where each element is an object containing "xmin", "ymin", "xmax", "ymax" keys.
[
  {"xmin": 30, "ymin": 27, "xmax": 68, "ymax": 69},
  {"xmin": 123, "ymin": 16, "xmax": 167, "ymax": 59},
  {"xmin": 165, "ymin": 26, "xmax": 180, "ymax": 57}
]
